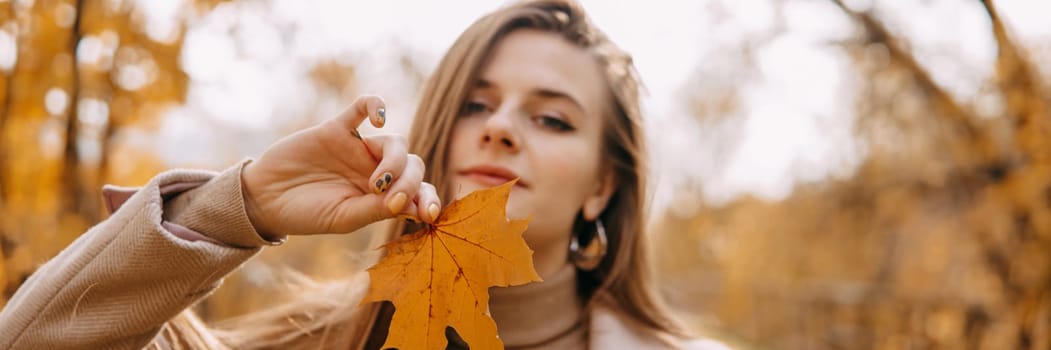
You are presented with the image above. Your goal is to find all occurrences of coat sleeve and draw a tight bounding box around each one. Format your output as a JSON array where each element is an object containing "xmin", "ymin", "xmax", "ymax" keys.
[{"xmin": 0, "ymin": 159, "xmax": 284, "ymax": 350}]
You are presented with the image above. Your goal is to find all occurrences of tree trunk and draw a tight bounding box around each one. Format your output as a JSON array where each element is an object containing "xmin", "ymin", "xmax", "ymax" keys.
[{"xmin": 61, "ymin": 0, "xmax": 100, "ymax": 222}]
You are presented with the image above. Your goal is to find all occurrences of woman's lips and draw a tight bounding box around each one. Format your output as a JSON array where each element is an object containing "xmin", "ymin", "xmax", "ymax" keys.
[
  {"xmin": 463, "ymin": 173, "xmax": 516, "ymax": 187},
  {"xmin": 459, "ymin": 165, "xmax": 528, "ymax": 188}
]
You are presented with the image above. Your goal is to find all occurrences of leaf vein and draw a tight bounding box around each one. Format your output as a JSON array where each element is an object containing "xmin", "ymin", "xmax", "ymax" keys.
[
  {"xmin": 435, "ymin": 228, "xmax": 513, "ymax": 264},
  {"xmin": 436, "ymin": 206, "xmax": 487, "ymax": 226},
  {"xmin": 435, "ymin": 232, "xmax": 485, "ymax": 307}
]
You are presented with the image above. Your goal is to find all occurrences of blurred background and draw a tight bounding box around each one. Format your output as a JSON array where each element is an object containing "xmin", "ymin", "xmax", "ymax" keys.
[{"xmin": 1, "ymin": 0, "xmax": 1050, "ymax": 348}]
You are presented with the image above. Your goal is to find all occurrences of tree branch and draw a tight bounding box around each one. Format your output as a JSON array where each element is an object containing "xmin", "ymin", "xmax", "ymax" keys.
[
  {"xmin": 829, "ymin": 0, "xmax": 1007, "ymax": 169},
  {"xmin": 980, "ymin": 0, "xmax": 1051, "ymax": 164}
]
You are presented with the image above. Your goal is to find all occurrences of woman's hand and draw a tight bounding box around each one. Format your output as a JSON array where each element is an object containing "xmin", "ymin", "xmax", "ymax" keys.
[{"xmin": 240, "ymin": 96, "xmax": 440, "ymax": 239}]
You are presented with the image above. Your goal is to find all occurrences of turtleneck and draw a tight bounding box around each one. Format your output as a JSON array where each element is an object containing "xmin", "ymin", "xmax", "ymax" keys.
[{"xmin": 447, "ymin": 263, "xmax": 587, "ymax": 349}]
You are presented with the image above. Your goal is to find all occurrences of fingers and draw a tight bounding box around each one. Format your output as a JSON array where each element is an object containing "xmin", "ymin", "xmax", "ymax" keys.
[
  {"xmin": 335, "ymin": 95, "xmax": 387, "ymax": 133},
  {"xmin": 376, "ymin": 153, "xmax": 443, "ymax": 224},
  {"xmin": 383, "ymin": 154, "xmax": 424, "ymax": 216},
  {"xmin": 327, "ymin": 162, "xmax": 442, "ymax": 232},
  {"xmin": 325, "ymin": 172, "xmax": 426, "ymax": 233},
  {"xmin": 363, "ymin": 134, "xmax": 408, "ymax": 195},
  {"xmin": 325, "ymin": 95, "xmax": 443, "ymax": 227},
  {"xmin": 414, "ymin": 182, "xmax": 442, "ymax": 223}
]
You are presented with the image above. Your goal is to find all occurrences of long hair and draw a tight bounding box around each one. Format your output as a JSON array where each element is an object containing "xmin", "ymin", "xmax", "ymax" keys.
[
  {"xmin": 163, "ymin": 1, "xmax": 685, "ymax": 349},
  {"xmin": 393, "ymin": 0, "xmax": 685, "ymax": 339}
]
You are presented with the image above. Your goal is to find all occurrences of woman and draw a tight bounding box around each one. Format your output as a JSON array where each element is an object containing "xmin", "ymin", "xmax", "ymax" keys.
[{"xmin": 0, "ymin": 1, "xmax": 727, "ymax": 349}]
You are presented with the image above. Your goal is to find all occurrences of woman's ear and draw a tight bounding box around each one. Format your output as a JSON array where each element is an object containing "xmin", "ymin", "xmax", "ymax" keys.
[{"xmin": 582, "ymin": 171, "xmax": 616, "ymax": 221}]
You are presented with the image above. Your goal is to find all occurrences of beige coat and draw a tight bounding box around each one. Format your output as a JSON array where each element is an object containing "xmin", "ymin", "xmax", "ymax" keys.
[{"xmin": 0, "ymin": 161, "xmax": 728, "ymax": 350}]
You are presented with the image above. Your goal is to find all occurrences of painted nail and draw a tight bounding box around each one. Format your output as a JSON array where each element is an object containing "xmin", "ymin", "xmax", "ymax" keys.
[
  {"xmin": 397, "ymin": 214, "xmax": 421, "ymax": 224},
  {"xmin": 387, "ymin": 192, "xmax": 407, "ymax": 215},
  {"xmin": 374, "ymin": 172, "xmax": 393, "ymax": 194},
  {"xmin": 428, "ymin": 203, "xmax": 440, "ymax": 222},
  {"xmin": 376, "ymin": 108, "xmax": 386, "ymax": 126}
]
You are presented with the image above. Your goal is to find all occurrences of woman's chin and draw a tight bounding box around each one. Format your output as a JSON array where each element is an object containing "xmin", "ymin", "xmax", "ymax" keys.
[{"xmin": 448, "ymin": 179, "xmax": 482, "ymax": 201}]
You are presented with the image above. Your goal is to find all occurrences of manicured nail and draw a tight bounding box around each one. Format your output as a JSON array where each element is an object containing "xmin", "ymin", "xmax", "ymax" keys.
[
  {"xmin": 387, "ymin": 192, "xmax": 407, "ymax": 215},
  {"xmin": 374, "ymin": 172, "xmax": 393, "ymax": 194},
  {"xmin": 376, "ymin": 108, "xmax": 386, "ymax": 126},
  {"xmin": 428, "ymin": 203, "xmax": 440, "ymax": 222},
  {"xmin": 397, "ymin": 214, "xmax": 421, "ymax": 224}
]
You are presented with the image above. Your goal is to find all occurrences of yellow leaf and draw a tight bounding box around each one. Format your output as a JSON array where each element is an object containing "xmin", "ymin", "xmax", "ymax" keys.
[{"xmin": 363, "ymin": 180, "xmax": 542, "ymax": 350}]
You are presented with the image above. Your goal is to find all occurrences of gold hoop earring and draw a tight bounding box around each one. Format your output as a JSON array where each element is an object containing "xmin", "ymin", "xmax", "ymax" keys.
[{"xmin": 570, "ymin": 219, "xmax": 607, "ymax": 271}]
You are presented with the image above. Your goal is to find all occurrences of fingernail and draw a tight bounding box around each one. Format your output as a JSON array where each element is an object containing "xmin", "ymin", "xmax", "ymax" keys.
[
  {"xmin": 428, "ymin": 203, "xmax": 440, "ymax": 222},
  {"xmin": 374, "ymin": 172, "xmax": 392, "ymax": 194},
  {"xmin": 376, "ymin": 108, "xmax": 386, "ymax": 126},
  {"xmin": 397, "ymin": 214, "xmax": 421, "ymax": 224},
  {"xmin": 387, "ymin": 192, "xmax": 407, "ymax": 215}
]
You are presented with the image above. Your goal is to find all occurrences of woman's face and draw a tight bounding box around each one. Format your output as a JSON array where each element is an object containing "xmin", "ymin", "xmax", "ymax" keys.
[{"xmin": 446, "ymin": 29, "xmax": 615, "ymax": 273}]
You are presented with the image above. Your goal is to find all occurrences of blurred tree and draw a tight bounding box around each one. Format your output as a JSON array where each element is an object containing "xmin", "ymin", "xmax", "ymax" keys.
[
  {"xmin": 3, "ymin": 1, "xmax": 1047, "ymax": 349},
  {"xmin": 0, "ymin": 0, "xmax": 198, "ymax": 305},
  {"xmin": 0, "ymin": 0, "xmax": 381, "ymax": 321},
  {"xmin": 655, "ymin": 1, "xmax": 1050, "ymax": 349}
]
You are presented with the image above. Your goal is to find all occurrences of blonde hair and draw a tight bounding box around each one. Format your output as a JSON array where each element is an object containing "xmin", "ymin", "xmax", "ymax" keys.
[
  {"xmin": 394, "ymin": 0, "xmax": 686, "ymax": 340},
  {"xmin": 163, "ymin": 1, "xmax": 686, "ymax": 348}
]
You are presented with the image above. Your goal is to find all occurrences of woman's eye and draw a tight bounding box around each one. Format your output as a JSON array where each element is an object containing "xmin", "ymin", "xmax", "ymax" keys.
[
  {"xmin": 461, "ymin": 101, "xmax": 489, "ymax": 116},
  {"xmin": 537, "ymin": 115, "xmax": 574, "ymax": 132}
]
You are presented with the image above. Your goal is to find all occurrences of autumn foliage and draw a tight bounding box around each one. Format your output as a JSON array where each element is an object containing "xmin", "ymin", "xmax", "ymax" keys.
[
  {"xmin": 655, "ymin": 2, "xmax": 1051, "ymax": 349},
  {"xmin": 363, "ymin": 180, "xmax": 541, "ymax": 350},
  {"xmin": 1, "ymin": 1, "xmax": 1049, "ymax": 349}
]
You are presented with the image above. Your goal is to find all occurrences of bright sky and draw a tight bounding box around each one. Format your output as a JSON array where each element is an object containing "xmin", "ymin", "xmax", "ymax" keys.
[{"xmin": 131, "ymin": 0, "xmax": 1051, "ymax": 217}]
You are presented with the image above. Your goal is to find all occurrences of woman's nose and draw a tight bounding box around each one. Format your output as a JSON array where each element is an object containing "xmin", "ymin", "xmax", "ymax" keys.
[{"xmin": 481, "ymin": 108, "xmax": 519, "ymax": 151}]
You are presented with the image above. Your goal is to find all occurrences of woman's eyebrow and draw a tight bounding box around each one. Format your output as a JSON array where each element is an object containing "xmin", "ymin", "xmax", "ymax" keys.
[
  {"xmin": 475, "ymin": 79, "xmax": 494, "ymax": 89},
  {"xmin": 475, "ymin": 78, "xmax": 585, "ymax": 113},
  {"xmin": 533, "ymin": 88, "xmax": 585, "ymax": 113}
]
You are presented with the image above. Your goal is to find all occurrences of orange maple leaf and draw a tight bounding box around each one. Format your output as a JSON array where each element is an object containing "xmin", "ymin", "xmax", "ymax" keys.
[{"xmin": 362, "ymin": 180, "xmax": 543, "ymax": 350}]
